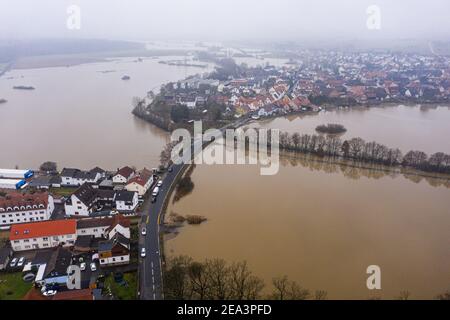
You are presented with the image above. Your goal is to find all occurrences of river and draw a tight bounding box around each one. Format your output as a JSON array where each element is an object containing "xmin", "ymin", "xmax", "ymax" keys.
[
  {"xmin": 165, "ymin": 105, "xmax": 450, "ymax": 300},
  {"xmin": 0, "ymin": 56, "xmax": 212, "ymax": 170}
]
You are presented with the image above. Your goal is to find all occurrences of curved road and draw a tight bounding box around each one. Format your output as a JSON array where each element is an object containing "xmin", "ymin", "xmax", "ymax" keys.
[{"xmin": 139, "ymin": 117, "xmax": 250, "ymax": 300}]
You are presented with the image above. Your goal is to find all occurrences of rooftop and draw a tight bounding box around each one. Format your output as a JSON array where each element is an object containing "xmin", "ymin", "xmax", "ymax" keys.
[{"xmin": 10, "ymin": 219, "xmax": 77, "ymax": 241}]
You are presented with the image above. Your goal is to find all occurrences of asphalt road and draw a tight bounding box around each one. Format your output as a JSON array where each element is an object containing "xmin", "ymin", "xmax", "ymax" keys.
[{"xmin": 138, "ymin": 117, "xmax": 250, "ymax": 300}]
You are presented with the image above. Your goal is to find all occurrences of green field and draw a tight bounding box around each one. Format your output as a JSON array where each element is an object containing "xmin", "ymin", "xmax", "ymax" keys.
[
  {"xmin": 0, "ymin": 272, "xmax": 33, "ymax": 300},
  {"xmin": 104, "ymin": 272, "xmax": 137, "ymax": 300},
  {"xmin": 49, "ymin": 187, "xmax": 77, "ymax": 197}
]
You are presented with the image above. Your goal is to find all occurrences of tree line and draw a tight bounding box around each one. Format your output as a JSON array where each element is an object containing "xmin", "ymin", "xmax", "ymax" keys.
[
  {"xmin": 163, "ymin": 256, "xmax": 326, "ymax": 300},
  {"xmin": 272, "ymin": 131, "xmax": 450, "ymax": 174}
]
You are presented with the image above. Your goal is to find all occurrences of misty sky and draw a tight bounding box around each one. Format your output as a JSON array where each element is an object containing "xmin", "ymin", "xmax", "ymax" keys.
[{"xmin": 1, "ymin": 0, "xmax": 449, "ymax": 42}]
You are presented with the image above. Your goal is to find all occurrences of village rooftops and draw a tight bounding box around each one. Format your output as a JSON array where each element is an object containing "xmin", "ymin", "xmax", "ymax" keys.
[
  {"xmin": 0, "ymin": 191, "xmax": 50, "ymax": 211},
  {"xmin": 10, "ymin": 219, "xmax": 77, "ymax": 241},
  {"xmin": 76, "ymin": 214, "xmax": 130, "ymax": 230}
]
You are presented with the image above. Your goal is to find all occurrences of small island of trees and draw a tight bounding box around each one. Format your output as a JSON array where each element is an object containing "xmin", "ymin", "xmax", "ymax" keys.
[{"xmin": 315, "ymin": 123, "xmax": 347, "ymax": 134}]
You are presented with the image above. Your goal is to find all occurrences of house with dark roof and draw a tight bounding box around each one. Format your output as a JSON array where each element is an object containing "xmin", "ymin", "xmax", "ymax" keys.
[
  {"xmin": 98, "ymin": 233, "xmax": 130, "ymax": 266},
  {"xmin": 34, "ymin": 247, "xmax": 72, "ymax": 288},
  {"xmin": 64, "ymin": 183, "xmax": 100, "ymax": 217},
  {"xmin": 65, "ymin": 183, "xmax": 138, "ymax": 216},
  {"xmin": 114, "ymin": 190, "xmax": 139, "ymax": 212},
  {"xmin": 60, "ymin": 168, "xmax": 102, "ymax": 187}
]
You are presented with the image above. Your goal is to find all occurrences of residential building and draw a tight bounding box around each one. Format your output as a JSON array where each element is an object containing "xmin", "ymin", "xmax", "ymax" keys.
[
  {"xmin": 0, "ymin": 192, "xmax": 54, "ymax": 227},
  {"xmin": 64, "ymin": 183, "xmax": 98, "ymax": 217},
  {"xmin": 115, "ymin": 190, "xmax": 139, "ymax": 212},
  {"xmin": 98, "ymin": 233, "xmax": 130, "ymax": 266},
  {"xmin": 112, "ymin": 166, "xmax": 135, "ymax": 184},
  {"xmin": 10, "ymin": 219, "xmax": 77, "ymax": 252},
  {"xmin": 60, "ymin": 168, "xmax": 102, "ymax": 186},
  {"xmin": 125, "ymin": 169, "xmax": 154, "ymax": 196}
]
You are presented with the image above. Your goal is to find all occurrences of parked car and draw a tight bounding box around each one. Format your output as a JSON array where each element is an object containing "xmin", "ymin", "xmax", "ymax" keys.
[
  {"xmin": 141, "ymin": 248, "xmax": 146, "ymax": 258},
  {"xmin": 141, "ymin": 228, "xmax": 147, "ymax": 236},
  {"xmin": 90, "ymin": 262, "xmax": 97, "ymax": 272},
  {"xmin": 9, "ymin": 258, "xmax": 18, "ymax": 268},
  {"xmin": 151, "ymin": 196, "xmax": 157, "ymax": 203},
  {"xmin": 42, "ymin": 290, "xmax": 57, "ymax": 297},
  {"xmin": 152, "ymin": 187, "xmax": 160, "ymax": 197},
  {"xmin": 80, "ymin": 262, "xmax": 86, "ymax": 271},
  {"xmin": 17, "ymin": 257, "xmax": 25, "ymax": 267},
  {"xmin": 157, "ymin": 180, "xmax": 163, "ymax": 187},
  {"xmin": 168, "ymin": 166, "xmax": 173, "ymax": 172}
]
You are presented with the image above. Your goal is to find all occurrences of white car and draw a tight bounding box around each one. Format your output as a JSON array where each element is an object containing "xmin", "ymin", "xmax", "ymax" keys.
[
  {"xmin": 17, "ymin": 257, "xmax": 25, "ymax": 267},
  {"xmin": 141, "ymin": 248, "xmax": 146, "ymax": 258},
  {"xmin": 141, "ymin": 228, "xmax": 147, "ymax": 236},
  {"xmin": 157, "ymin": 180, "xmax": 163, "ymax": 187},
  {"xmin": 9, "ymin": 258, "xmax": 18, "ymax": 268},
  {"xmin": 90, "ymin": 262, "xmax": 97, "ymax": 272},
  {"xmin": 152, "ymin": 187, "xmax": 160, "ymax": 197},
  {"xmin": 42, "ymin": 290, "xmax": 57, "ymax": 297},
  {"xmin": 80, "ymin": 262, "xmax": 86, "ymax": 271}
]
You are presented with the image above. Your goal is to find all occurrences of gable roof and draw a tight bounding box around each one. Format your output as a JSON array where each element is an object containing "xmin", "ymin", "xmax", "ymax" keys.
[
  {"xmin": 72, "ymin": 183, "xmax": 98, "ymax": 207},
  {"xmin": 114, "ymin": 166, "xmax": 135, "ymax": 179},
  {"xmin": 10, "ymin": 219, "xmax": 77, "ymax": 241},
  {"xmin": 126, "ymin": 170, "xmax": 152, "ymax": 188}
]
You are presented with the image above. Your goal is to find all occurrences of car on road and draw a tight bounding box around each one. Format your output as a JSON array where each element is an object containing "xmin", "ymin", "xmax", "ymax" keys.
[
  {"xmin": 42, "ymin": 290, "xmax": 57, "ymax": 297},
  {"xmin": 9, "ymin": 258, "xmax": 18, "ymax": 268},
  {"xmin": 17, "ymin": 257, "xmax": 25, "ymax": 267},
  {"xmin": 152, "ymin": 187, "xmax": 160, "ymax": 197},
  {"xmin": 151, "ymin": 196, "xmax": 157, "ymax": 203},
  {"xmin": 141, "ymin": 228, "xmax": 146, "ymax": 236},
  {"xmin": 168, "ymin": 166, "xmax": 173, "ymax": 172},
  {"xmin": 90, "ymin": 262, "xmax": 97, "ymax": 272},
  {"xmin": 80, "ymin": 262, "xmax": 86, "ymax": 271},
  {"xmin": 157, "ymin": 180, "xmax": 163, "ymax": 187},
  {"xmin": 141, "ymin": 248, "xmax": 146, "ymax": 258}
]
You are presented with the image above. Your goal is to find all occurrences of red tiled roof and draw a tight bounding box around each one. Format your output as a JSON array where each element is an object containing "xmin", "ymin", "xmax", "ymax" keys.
[
  {"xmin": 0, "ymin": 192, "xmax": 49, "ymax": 211},
  {"xmin": 127, "ymin": 171, "xmax": 152, "ymax": 188},
  {"xmin": 115, "ymin": 166, "xmax": 135, "ymax": 179},
  {"xmin": 10, "ymin": 219, "xmax": 77, "ymax": 241}
]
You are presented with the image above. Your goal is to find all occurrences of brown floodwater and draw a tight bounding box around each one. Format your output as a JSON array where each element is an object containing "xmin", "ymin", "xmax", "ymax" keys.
[
  {"xmin": 0, "ymin": 56, "xmax": 212, "ymax": 170},
  {"xmin": 249, "ymin": 105, "xmax": 450, "ymax": 154},
  {"xmin": 165, "ymin": 112, "xmax": 450, "ymax": 299}
]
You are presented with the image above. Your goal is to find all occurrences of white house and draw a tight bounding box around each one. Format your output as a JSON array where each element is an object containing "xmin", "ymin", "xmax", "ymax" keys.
[
  {"xmin": 112, "ymin": 166, "xmax": 135, "ymax": 184},
  {"xmin": 98, "ymin": 233, "xmax": 130, "ymax": 267},
  {"xmin": 125, "ymin": 169, "xmax": 154, "ymax": 196},
  {"xmin": 76, "ymin": 214, "xmax": 130, "ymax": 239},
  {"xmin": 114, "ymin": 191, "xmax": 139, "ymax": 212},
  {"xmin": 60, "ymin": 168, "xmax": 102, "ymax": 187},
  {"xmin": 0, "ymin": 192, "xmax": 54, "ymax": 227},
  {"xmin": 64, "ymin": 183, "xmax": 98, "ymax": 217},
  {"xmin": 9, "ymin": 219, "xmax": 77, "ymax": 252}
]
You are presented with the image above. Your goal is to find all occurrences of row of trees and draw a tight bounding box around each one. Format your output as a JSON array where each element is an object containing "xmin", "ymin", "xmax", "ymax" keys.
[
  {"xmin": 275, "ymin": 131, "xmax": 450, "ymax": 174},
  {"xmin": 163, "ymin": 256, "xmax": 324, "ymax": 300}
]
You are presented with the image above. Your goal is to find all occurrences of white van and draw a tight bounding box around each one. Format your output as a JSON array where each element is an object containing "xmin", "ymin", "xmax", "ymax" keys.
[{"xmin": 152, "ymin": 187, "xmax": 160, "ymax": 197}]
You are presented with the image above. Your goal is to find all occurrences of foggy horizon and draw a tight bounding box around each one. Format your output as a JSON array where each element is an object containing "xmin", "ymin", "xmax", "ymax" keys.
[{"xmin": 1, "ymin": 0, "xmax": 450, "ymax": 43}]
